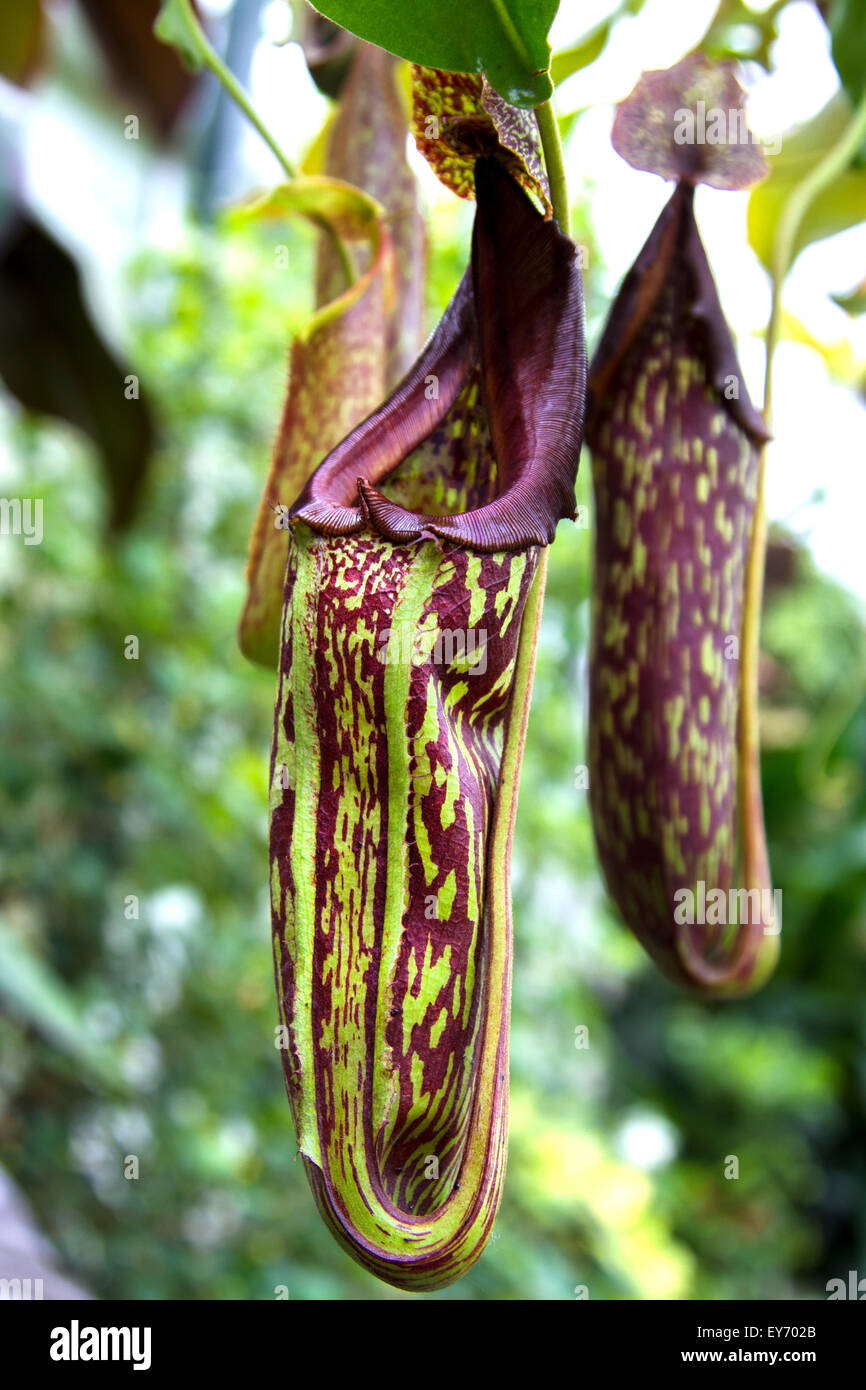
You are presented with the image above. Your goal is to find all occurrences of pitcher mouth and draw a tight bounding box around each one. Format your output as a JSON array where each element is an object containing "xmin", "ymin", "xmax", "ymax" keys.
[
  {"xmin": 290, "ymin": 155, "xmax": 587, "ymax": 552},
  {"xmin": 588, "ymin": 180, "xmax": 769, "ymax": 448}
]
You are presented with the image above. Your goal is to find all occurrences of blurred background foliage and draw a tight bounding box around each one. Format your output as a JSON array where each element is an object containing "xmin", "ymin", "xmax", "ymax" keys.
[{"xmin": 0, "ymin": 0, "xmax": 864, "ymax": 1300}]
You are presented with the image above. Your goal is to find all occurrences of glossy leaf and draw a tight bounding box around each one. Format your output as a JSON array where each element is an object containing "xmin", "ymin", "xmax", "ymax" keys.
[{"xmin": 309, "ymin": 0, "xmax": 558, "ymax": 107}]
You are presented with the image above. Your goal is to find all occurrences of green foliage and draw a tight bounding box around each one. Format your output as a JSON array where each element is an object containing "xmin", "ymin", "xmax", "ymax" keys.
[
  {"xmin": 308, "ymin": 0, "xmax": 558, "ymax": 106},
  {"xmin": 0, "ymin": 918, "xmax": 124, "ymax": 1090},
  {"xmin": 699, "ymin": 0, "xmax": 787, "ymax": 69},
  {"xmin": 829, "ymin": 0, "xmax": 866, "ymax": 108},
  {"xmin": 549, "ymin": 22, "xmax": 611, "ymax": 87},
  {"xmin": 748, "ymin": 94, "xmax": 866, "ymax": 266},
  {"xmin": 153, "ymin": 0, "xmax": 210, "ymax": 72},
  {"xmin": 2, "ymin": 0, "xmax": 866, "ymax": 1304}
]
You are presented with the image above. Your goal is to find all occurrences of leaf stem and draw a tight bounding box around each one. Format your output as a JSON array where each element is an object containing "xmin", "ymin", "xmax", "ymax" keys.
[
  {"xmin": 175, "ymin": 0, "xmax": 297, "ymax": 180},
  {"xmin": 159, "ymin": 0, "xmax": 356, "ymax": 286},
  {"xmin": 535, "ymin": 99, "xmax": 571, "ymax": 235},
  {"xmin": 734, "ymin": 85, "xmax": 866, "ymax": 991},
  {"xmin": 758, "ymin": 86, "xmax": 866, "ymax": 829}
]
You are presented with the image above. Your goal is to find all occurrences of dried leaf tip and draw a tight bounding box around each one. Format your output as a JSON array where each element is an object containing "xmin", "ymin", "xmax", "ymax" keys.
[{"xmin": 411, "ymin": 66, "xmax": 551, "ymax": 214}]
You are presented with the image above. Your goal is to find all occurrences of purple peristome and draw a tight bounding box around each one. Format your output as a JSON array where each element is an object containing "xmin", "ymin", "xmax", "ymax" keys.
[{"xmin": 291, "ymin": 156, "xmax": 586, "ymax": 550}]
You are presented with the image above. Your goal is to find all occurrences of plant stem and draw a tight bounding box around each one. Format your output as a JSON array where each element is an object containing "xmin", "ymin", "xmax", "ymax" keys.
[
  {"xmin": 535, "ymin": 99, "xmax": 571, "ymax": 235},
  {"xmin": 758, "ymin": 87, "xmax": 866, "ymax": 822},
  {"xmin": 736, "ymin": 87, "xmax": 866, "ymax": 975},
  {"xmin": 178, "ymin": 0, "xmax": 297, "ymax": 181},
  {"xmin": 165, "ymin": 0, "xmax": 356, "ymax": 287}
]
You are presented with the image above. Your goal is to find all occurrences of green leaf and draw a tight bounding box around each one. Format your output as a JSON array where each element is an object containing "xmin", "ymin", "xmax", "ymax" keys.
[
  {"xmin": 550, "ymin": 22, "xmax": 610, "ymax": 87},
  {"xmin": 227, "ymin": 175, "xmax": 384, "ymax": 242},
  {"xmin": 153, "ymin": 0, "xmax": 208, "ymax": 71},
  {"xmin": 747, "ymin": 94, "xmax": 866, "ymax": 267},
  {"xmin": 832, "ymin": 280, "xmax": 866, "ymax": 316},
  {"xmin": 829, "ymin": 0, "xmax": 866, "ymax": 107},
  {"xmin": 0, "ymin": 918, "xmax": 124, "ymax": 1089},
  {"xmin": 309, "ymin": 1, "xmax": 558, "ymax": 107},
  {"xmin": 699, "ymin": 0, "xmax": 787, "ymax": 72}
]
